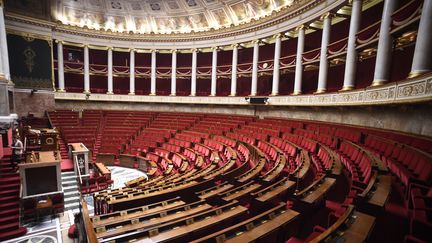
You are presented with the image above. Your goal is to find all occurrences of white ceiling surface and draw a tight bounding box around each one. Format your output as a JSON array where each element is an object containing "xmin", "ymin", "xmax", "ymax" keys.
[{"xmin": 53, "ymin": 0, "xmax": 296, "ymax": 34}]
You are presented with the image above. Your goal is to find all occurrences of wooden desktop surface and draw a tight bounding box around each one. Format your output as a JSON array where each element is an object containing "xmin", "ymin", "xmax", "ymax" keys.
[
  {"xmin": 301, "ymin": 177, "xmax": 336, "ymax": 204},
  {"xmin": 92, "ymin": 200, "xmax": 185, "ymax": 228},
  {"xmin": 97, "ymin": 203, "xmax": 212, "ymax": 239},
  {"xmin": 95, "ymin": 163, "xmax": 110, "ymax": 176},
  {"xmin": 256, "ymin": 180, "xmax": 295, "ymax": 202},
  {"xmin": 224, "ymin": 209, "xmax": 300, "ymax": 242},
  {"xmin": 368, "ymin": 175, "xmax": 392, "ymax": 207},
  {"xmin": 145, "ymin": 206, "xmax": 248, "ymax": 243}
]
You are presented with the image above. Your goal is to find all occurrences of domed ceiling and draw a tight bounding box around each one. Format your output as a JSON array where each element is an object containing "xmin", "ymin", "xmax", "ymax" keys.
[{"xmin": 52, "ymin": 0, "xmax": 297, "ymax": 34}]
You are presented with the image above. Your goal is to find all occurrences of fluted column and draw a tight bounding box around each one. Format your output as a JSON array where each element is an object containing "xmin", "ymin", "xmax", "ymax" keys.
[
  {"xmin": 171, "ymin": 50, "xmax": 177, "ymax": 96},
  {"xmin": 191, "ymin": 49, "xmax": 197, "ymax": 96},
  {"xmin": 372, "ymin": 0, "xmax": 399, "ymax": 85},
  {"xmin": 293, "ymin": 26, "xmax": 305, "ymax": 95},
  {"xmin": 317, "ymin": 13, "xmax": 332, "ymax": 93},
  {"xmin": 230, "ymin": 44, "xmax": 238, "ymax": 96},
  {"xmin": 342, "ymin": 0, "xmax": 362, "ymax": 90},
  {"xmin": 56, "ymin": 41, "xmax": 65, "ymax": 92},
  {"xmin": 107, "ymin": 47, "xmax": 113, "ymax": 94},
  {"xmin": 150, "ymin": 50, "xmax": 156, "ymax": 95},
  {"xmin": 251, "ymin": 40, "xmax": 259, "ymax": 96},
  {"xmin": 0, "ymin": 2, "xmax": 9, "ymax": 81},
  {"xmin": 271, "ymin": 34, "xmax": 282, "ymax": 95},
  {"xmin": 210, "ymin": 47, "xmax": 218, "ymax": 96},
  {"xmin": 84, "ymin": 45, "xmax": 90, "ymax": 93},
  {"xmin": 129, "ymin": 49, "xmax": 135, "ymax": 95},
  {"xmin": 409, "ymin": 0, "xmax": 432, "ymax": 78}
]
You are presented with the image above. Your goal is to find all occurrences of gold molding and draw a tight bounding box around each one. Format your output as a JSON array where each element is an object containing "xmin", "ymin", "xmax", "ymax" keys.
[
  {"xmin": 314, "ymin": 88, "xmax": 327, "ymax": 94},
  {"xmin": 371, "ymin": 79, "xmax": 387, "ymax": 87},
  {"xmin": 408, "ymin": 70, "xmax": 428, "ymax": 79},
  {"xmin": 6, "ymin": 28, "xmax": 52, "ymax": 41},
  {"xmin": 340, "ymin": 85, "xmax": 354, "ymax": 91}
]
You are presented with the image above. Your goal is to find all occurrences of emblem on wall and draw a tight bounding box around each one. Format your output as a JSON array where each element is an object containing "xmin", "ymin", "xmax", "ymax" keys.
[{"xmin": 23, "ymin": 46, "xmax": 36, "ymax": 73}]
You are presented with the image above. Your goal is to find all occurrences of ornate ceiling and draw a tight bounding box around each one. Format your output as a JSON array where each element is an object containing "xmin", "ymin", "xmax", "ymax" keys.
[{"xmin": 52, "ymin": 0, "xmax": 297, "ymax": 34}]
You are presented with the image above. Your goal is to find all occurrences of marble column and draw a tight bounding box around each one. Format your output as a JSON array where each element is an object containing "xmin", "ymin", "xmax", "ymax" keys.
[
  {"xmin": 171, "ymin": 50, "xmax": 177, "ymax": 96},
  {"xmin": 191, "ymin": 49, "xmax": 197, "ymax": 96},
  {"xmin": 409, "ymin": 0, "xmax": 432, "ymax": 78},
  {"xmin": 317, "ymin": 13, "xmax": 332, "ymax": 93},
  {"xmin": 0, "ymin": 2, "xmax": 9, "ymax": 81},
  {"xmin": 150, "ymin": 50, "xmax": 156, "ymax": 95},
  {"xmin": 84, "ymin": 45, "xmax": 90, "ymax": 93},
  {"xmin": 129, "ymin": 49, "xmax": 135, "ymax": 95},
  {"xmin": 210, "ymin": 47, "xmax": 218, "ymax": 96},
  {"xmin": 372, "ymin": 0, "xmax": 399, "ymax": 85},
  {"xmin": 107, "ymin": 47, "xmax": 113, "ymax": 94},
  {"xmin": 342, "ymin": 0, "xmax": 362, "ymax": 90},
  {"xmin": 293, "ymin": 26, "xmax": 305, "ymax": 95},
  {"xmin": 271, "ymin": 34, "xmax": 282, "ymax": 95},
  {"xmin": 56, "ymin": 41, "xmax": 65, "ymax": 92},
  {"xmin": 251, "ymin": 40, "xmax": 259, "ymax": 96},
  {"xmin": 230, "ymin": 44, "xmax": 238, "ymax": 96}
]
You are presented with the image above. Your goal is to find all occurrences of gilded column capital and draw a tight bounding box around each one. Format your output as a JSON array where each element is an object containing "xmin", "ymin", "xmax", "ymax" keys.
[
  {"xmin": 130, "ymin": 48, "xmax": 136, "ymax": 53},
  {"xmin": 231, "ymin": 43, "xmax": 239, "ymax": 49},
  {"xmin": 171, "ymin": 49, "xmax": 177, "ymax": 53},
  {"xmin": 191, "ymin": 48, "xmax": 198, "ymax": 53},
  {"xmin": 151, "ymin": 49, "xmax": 157, "ymax": 53},
  {"xmin": 320, "ymin": 12, "xmax": 334, "ymax": 21},
  {"xmin": 296, "ymin": 25, "xmax": 307, "ymax": 32},
  {"xmin": 273, "ymin": 33, "xmax": 282, "ymax": 39},
  {"xmin": 107, "ymin": 46, "xmax": 113, "ymax": 50},
  {"xmin": 55, "ymin": 40, "xmax": 64, "ymax": 44},
  {"xmin": 251, "ymin": 39, "xmax": 260, "ymax": 45},
  {"xmin": 211, "ymin": 46, "xmax": 219, "ymax": 51}
]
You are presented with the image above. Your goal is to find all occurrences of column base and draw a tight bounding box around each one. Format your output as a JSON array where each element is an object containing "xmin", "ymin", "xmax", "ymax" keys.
[
  {"xmin": 209, "ymin": 94, "xmax": 216, "ymax": 97},
  {"xmin": 370, "ymin": 79, "xmax": 387, "ymax": 87},
  {"xmin": 249, "ymin": 93, "xmax": 256, "ymax": 96},
  {"xmin": 189, "ymin": 93, "xmax": 196, "ymax": 97},
  {"xmin": 292, "ymin": 90, "xmax": 302, "ymax": 95},
  {"xmin": 149, "ymin": 93, "xmax": 156, "ymax": 96},
  {"xmin": 229, "ymin": 93, "xmax": 236, "ymax": 97},
  {"xmin": 270, "ymin": 92, "xmax": 278, "ymax": 96},
  {"xmin": 106, "ymin": 91, "xmax": 114, "ymax": 95},
  {"xmin": 339, "ymin": 85, "xmax": 354, "ymax": 92},
  {"xmin": 83, "ymin": 90, "xmax": 91, "ymax": 94},
  {"xmin": 170, "ymin": 93, "xmax": 176, "ymax": 96},
  {"xmin": 408, "ymin": 70, "xmax": 428, "ymax": 79},
  {"xmin": 56, "ymin": 89, "xmax": 66, "ymax": 92},
  {"xmin": 314, "ymin": 88, "xmax": 326, "ymax": 94},
  {"xmin": 128, "ymin": 92, "xmax": 135, "ymax": 95}
]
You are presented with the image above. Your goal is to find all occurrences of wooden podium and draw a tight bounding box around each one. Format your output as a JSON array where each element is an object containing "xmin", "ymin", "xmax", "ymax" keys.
[
  {"xmin": 69, "ymin": 143, "xmax": 90, "ymax": 178},
  {"xmin": 19, "ymin": 150, "xmax": 62, "ymax": 198}
]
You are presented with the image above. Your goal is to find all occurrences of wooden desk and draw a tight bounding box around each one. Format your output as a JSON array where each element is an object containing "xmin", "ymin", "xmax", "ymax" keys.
[
  {"xmin": 95, "ymin": 162, "xmax": 110, "ymax": 178},
  {"xmin": 97, "ymin": 203, "xmax": 212, "ymax": 239},
  {"xmin": 341, "ymin": 212, "xmax": 375, "ymax": 242},
  {"xmin": 96, "ymin": 153, "xmax": 115, "ymax": 165},
  {"xmin": 197, "ymin": 182, "xmax": 234, "ymax": 199},
  {"xmin": 254, "ymin": 179, "xmax": 296, "ymax": 202},
  {"xmin": 367, "ymin": 174, "xmax": 392, "ymax": 207},
  {"xmin": 300, "ymin": 177, "xmax": 336, "ymax": 204},
  {"xmin": 222, "ymin": 182, "xmax": 261, "ymax": 201},
  {"xmin": 92, "ymin": 200, "xmax": 185, "ymax": 228},
  {"xmin": 237, "ymin": 157, "xmax": 265, "ymax": 183},
  {"xmin": 119, "ymin": 154, "xmax": 136, "ymax": 168},
  {"xmin": 146, "ymin": 205, "xmax": 248, "ymax": 243},
  {"xmin": 223, "ymin": 209, "xmax": 299, "ymax": 243},
  {"xmin": 262, "ymin": 154, "xmax": 286, "ymax": 182}
]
